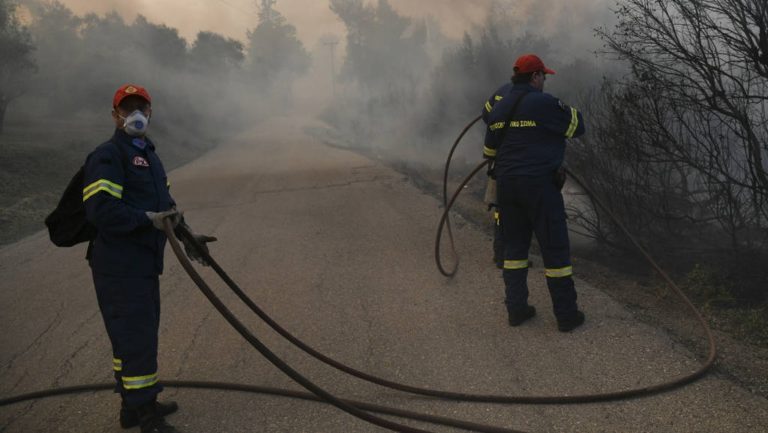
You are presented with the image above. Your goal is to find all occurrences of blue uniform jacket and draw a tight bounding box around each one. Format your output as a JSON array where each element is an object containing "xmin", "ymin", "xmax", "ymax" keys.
[
  {"xmin": 483, "ymin": 83, "xmax": 585, "ymax": 177},
  {"xmin": 83, "ymin": 129, "xmax": 175, "ymax": 277}
]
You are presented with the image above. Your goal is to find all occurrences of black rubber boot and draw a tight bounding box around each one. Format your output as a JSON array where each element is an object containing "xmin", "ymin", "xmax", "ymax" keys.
[
  {"xmin": 121, "ymin": 400, "xmax": 179, "ymax": 429},
  {"xmin": 508, "ymin": 305, "xmax": 536, "ymax": 326},
  {"xmin": 137, "ymin": 400, "xmax": 182, "ymax": 433},
  {"xmin": 557, "ymin": 310, "xmax": 585, "ymax": 332}
]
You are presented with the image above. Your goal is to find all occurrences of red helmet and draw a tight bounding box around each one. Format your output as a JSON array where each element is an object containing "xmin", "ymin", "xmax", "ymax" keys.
[
  {"xmin": 513, "ymin": 54, "xmax": 556, "ymax": 75},
  {"xmin": 113, "ymin": 84, "xmax": 152, "ymax": 109}
]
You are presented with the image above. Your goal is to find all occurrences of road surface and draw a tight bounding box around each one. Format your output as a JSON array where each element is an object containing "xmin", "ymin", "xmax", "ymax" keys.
[{"xmin": 2, "ymin": 120, "xmax": 767, "ymax": 432}]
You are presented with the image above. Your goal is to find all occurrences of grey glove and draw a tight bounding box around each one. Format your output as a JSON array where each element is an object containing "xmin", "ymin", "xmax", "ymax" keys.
[
  {"xmin": 182, "ymin": 233, "xmax": 218, "ymax": 266},
  {"xmin": 146, "ymin": 210, "xmax": 180, "ymax": 230}
]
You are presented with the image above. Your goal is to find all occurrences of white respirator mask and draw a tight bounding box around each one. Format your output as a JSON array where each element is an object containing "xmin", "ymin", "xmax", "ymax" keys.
[{"xmin": 120, "ymin": 110, "xmax": 150, "ymax": 137}]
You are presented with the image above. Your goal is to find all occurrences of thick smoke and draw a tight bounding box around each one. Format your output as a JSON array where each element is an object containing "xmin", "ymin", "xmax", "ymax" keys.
[
  {"xmin": 9, "ymin": 0, "xmax": 310, "ymax": 159},
  {"xmin": 319, "ymin": 0, "xmax": 617, "ymax": 168}
]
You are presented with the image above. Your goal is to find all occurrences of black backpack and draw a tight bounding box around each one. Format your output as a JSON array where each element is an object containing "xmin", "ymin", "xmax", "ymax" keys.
[
  {"xmin": 45, "ymin": 140, "xmax": 126, "ymax": 247},
  {"xmin": 45, "ymin": 167, "xmax": 97, "ymax": 247}
]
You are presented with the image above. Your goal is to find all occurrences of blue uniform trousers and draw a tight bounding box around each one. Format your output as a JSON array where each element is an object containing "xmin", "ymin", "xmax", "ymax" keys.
[
  {"xmin": 92, "ymin": 271, "xmax": 163, "ymax": 409},
  {"xmin": 497, "ymin": 175, "xmax": 578, "ymax": 319}
]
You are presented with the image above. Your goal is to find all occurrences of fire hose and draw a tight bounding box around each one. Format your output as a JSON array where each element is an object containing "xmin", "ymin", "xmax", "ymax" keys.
[{"xmin": 0, "ymin": 116, "xmax": 717, "ymax": 433}]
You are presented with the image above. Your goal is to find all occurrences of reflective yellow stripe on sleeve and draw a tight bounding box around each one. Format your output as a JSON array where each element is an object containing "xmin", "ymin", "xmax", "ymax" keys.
[
  {"xmin": 483, "ymin": 146, "xmax": 497, "ymax": 158},
  {"xmin": 504, "ymin": 260, "xmax": 529, "ymax": 270},
  {"xmin": 122, "ymin": 373, "xmax": 159, "ymax": 390},
  {"xmin": 83, "ymin": 179, "xmax": 123, "ymax": 202},
  {"xmin": 485, "ymin": 101, "xmax": 493, "ymax": 113},
  {"xmin": 545, "ymin": 266, "xmax": 573, "ymax": 278},
  {"xmin": 565, "ymin": 107, "xmax": 579, "ymax": 138},
  {"xmin": 494, "ymin": 95, "xmax": 503, "ymax": 101},
  {"xmin": 112, "ymin": 358, "xmax": 123, "ymax": 372}
]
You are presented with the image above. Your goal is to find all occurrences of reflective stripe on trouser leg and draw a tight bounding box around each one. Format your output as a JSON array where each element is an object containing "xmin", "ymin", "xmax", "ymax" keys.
[
  {"xmin": 122, "ymin": 372, "xmax": 159, "ymax": 390},
  {"xmin": 545, "ymin": 266, "xmax": 573, "ymax": 278},
  {"xmin": 112, "ymin": 357, "xmax": 123, "ymax": 395}
]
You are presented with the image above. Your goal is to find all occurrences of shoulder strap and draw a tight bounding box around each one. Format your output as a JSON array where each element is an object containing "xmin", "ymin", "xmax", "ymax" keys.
[
  {"xmin": 493, "ymin": 91, "xmax": 530, "ymax": 146},
  {"xmin": 504, "ymin": 91, "xmax": 530, "ymax": 130}
]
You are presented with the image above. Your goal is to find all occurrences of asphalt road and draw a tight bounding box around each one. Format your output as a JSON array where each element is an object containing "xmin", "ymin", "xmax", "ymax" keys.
[{"xmin": 2, "ymin": 121, "xmax": 767, "ymax": 433}]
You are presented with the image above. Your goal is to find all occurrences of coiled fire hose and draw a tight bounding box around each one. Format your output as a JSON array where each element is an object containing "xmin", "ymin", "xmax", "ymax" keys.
[{"xmin": 0, "ymin": 116, "xmax": 717, "ymax": 433}]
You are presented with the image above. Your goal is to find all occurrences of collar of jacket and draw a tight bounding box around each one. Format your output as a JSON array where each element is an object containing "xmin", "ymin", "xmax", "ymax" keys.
[
  {"xmin": 113, "ymin": 129, "xmax": 155, "ymax": 151},
  {"xmin": 511, "ymin": 83, "xmax": 542, "ymax": 93}
]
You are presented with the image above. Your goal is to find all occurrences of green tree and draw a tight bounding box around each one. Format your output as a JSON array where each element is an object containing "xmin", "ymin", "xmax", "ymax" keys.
[
  {"xmin": 0, "ymin": 0, "xmax": 35, "ymax": 134},
  {"xmin": 131, "ymin": 15, "xmax": 188, "ymax": 70},
  {"xmin": 329, "ymin": 0, "xmax": 429, "ymax": 95},
  {"xmin": 25, "ymin": 1, "xmax": 80, "ymax": 93},
  {"xmin": 246, "ymin": 1, "xmax": 310, "ymax": 98},
  {"xmin": 189, "ymin": 31, "xmax": 244, "ymax": 75}
]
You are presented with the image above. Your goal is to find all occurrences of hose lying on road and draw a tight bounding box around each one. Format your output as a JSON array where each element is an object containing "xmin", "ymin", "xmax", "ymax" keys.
[
  {"xmin": 0, "ymin": 381, "xmax": 523, "ymax": 433},
  {"xmin": 0, "ymin": 221, "xmax": 525, "ymax": 433}
]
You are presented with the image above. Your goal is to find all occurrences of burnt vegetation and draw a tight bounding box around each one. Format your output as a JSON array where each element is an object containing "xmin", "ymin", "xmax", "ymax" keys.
[{"xmin": 572, "ymin": 0, "xmax": 768, "ymax": 305}]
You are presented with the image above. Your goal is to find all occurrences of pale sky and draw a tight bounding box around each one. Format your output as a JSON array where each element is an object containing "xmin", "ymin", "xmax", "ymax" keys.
[{"xmin": 53, "ymin": 0, "xmax": 490, "ymax": 45}]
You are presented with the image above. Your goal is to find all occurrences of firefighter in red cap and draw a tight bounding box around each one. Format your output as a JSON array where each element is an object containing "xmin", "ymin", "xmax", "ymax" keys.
[
  {"xmin": 83, "ymin": 84, "xmax": 216, "ymax": 432},
  {"xmin": 483, "ymin": 55, "xmax": 586, "ymax": 332}
]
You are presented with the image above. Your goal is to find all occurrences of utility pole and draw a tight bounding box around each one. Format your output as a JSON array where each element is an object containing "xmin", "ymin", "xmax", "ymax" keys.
[
  {"xmin": 259, "ymin": 0, "xmax": 277, "ymax": 23},
  {"xmin": 321, "ymin": 35, "xmax": 340, "ymax": 99}
]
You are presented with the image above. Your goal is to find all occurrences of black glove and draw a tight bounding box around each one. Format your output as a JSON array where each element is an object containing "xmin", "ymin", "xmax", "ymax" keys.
[
  {"xmin": 554, "ymin": 166, "xmax": 567, "ymax": 191},
  {"xmin": 174, "ymin": 218, "xmax": 217, "ymax": 266},
  {"xmin": 181, "ymin": 232, "xmax": 218, "ymax": 266}
]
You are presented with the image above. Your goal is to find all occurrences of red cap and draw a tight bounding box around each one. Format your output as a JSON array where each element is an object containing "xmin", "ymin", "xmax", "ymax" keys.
[
  {"xmin": 513, "ymin": 54, "xmax": 556, "ymax": 75},
  {"xmin": 113, "ymin": 84, "xmax": 152, "ymax": 108}
]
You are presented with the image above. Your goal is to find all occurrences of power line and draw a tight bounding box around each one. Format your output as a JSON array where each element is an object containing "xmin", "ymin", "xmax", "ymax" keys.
[{"xmin": 322, "ymin": 38, "xmax": 339, "ymax": 98}]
